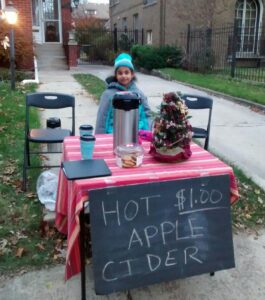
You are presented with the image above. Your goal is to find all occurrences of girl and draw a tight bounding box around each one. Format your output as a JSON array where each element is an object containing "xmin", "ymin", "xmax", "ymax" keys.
[{"xmin": 95, "ymin": 53, "xmax": 152, "ymax": 134}]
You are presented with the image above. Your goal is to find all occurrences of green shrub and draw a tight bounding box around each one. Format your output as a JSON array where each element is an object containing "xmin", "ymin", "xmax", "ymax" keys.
[
  {"xmin": 0, "ymin": 21, "xmax": 33, "ymax": 70},
  {"xmin": 131, "ymin": 45, "xmax": 164, "ymax": 70},
  {"xmin": 131, "ymin": 44, "xmax": 183, "ymax": 71},
  {"xmin": 0, "ymin": 68, "xmax": 34, "ymax": 82},
  {"xmin": 157, "ymin": 45, "xmax": 182, "ymax": 68}
]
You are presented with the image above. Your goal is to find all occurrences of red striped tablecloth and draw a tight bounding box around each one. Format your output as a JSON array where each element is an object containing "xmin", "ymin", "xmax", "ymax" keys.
[{"xmin": 55, "ymin": 134, "xmax": 239, "ymax": 280}]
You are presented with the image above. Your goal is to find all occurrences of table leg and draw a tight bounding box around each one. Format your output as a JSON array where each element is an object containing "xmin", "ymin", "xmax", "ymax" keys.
[{"xmin": 80, "ymin": 210, "xmax": 86, "ymax": 300}]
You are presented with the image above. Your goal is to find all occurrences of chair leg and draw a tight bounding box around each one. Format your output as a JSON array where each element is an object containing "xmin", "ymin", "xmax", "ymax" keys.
[
  {"xmin": 22, "ymin": 143, "xmax": 28, "ymax": 191},
  {"xmin": 26, "ymin": 140, "xmax": 31, "ymax": 166},
  {"xmin": 80, "ymin": 210, "xmax": 86, "ymax": 300},
  {"xmin": 22, "ymin": 140, "xmax": 30, "ymax": 191},
  {"xmin": 204, "ymin": 137, "xmax": 209, "ymax": 150}
]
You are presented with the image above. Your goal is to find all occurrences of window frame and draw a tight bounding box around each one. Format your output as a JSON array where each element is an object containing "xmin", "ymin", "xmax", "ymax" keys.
[
  {"xmin": 235, "ymin": 0, "xmax": 262, "ymax": 55},
  {"xmin": 147, "ymin": 30, "xmax": 152, "ymax": 45},
  {"xmin": 0, "ymin": 0, "xmax": 6, "ymax": 10},
  {"xmin": 143, "ymin": 0, "xmax": 157, "ymax": 7}
]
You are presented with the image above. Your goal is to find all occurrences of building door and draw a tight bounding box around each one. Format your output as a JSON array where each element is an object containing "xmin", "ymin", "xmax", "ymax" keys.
[
  {"xmin": 32, "ymin": 0, "xmax": 62, "ymax": 43},
  {"xmin": 42, "ymin": 0, "xmax": 62, "ymax": 43}
]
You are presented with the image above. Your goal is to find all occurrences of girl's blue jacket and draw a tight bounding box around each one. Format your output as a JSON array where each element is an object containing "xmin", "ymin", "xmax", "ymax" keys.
[{"xmin": 95, "ymin": 77, "xmax": 152, "ymax": 134}]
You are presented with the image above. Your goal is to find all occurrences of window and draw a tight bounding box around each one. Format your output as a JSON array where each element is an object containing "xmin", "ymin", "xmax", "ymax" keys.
[
  {"xmin": 85, "ymin": 9, "xmax": 97, "ymax": 16},
  {"xmin": 143, "ymin": 0, "xmax": 157, "ymax": 6},
  {"xmin": 32, "ymin": 0, "xmax": 40, "ymax": 26},
  {"xmin": 133, "ymin": 14, "xmax": 139, "ymax": 43},
  {"xmin": 0, "ymin": 0, "xmax": 5, "ymax": 10},
  {"xmin": 110, "ymin": 0, "xmax": 119, "ymax": 7},
  {"xmin": 147, "ymin": 30, "xmax": 152, "ymax": 44},
  {"xmin": 235, "ymin": 0, "xmax": 260, "ymax": 53},
  {"xmin": 122, "ymin": 17, "xmax": 127, "ymax": 30}
]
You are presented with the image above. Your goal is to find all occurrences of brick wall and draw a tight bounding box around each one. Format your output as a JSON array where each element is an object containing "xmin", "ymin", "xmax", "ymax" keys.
[
  {"xmin": 13, "ymin": 0, "xmax": 34, "ymax": 70},
  {"xmin": 61, "ymin": 0, "xmax": 72, "ymax": 46}
]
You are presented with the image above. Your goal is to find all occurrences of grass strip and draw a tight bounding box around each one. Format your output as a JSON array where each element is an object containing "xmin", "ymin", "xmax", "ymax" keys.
[
  {"xmin": 73, "ymin": 73, "xmax": 106, "ymax": 104},
  {"xmin": 159, "ymin": 68, "xmax": 265, "ymax": 106},
  {"xmin": 0, "ymin": 82, "xmax": 65, "ymax": 275}
]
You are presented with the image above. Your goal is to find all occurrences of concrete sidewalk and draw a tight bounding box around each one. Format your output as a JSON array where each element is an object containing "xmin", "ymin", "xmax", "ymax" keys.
[
  {"xmin": 1, "ymin": 229, "xmax": 265, "ymax": 300},
  {"xmin": 1, "ymin": 65, "xmax": 265, "ymax": 300}
]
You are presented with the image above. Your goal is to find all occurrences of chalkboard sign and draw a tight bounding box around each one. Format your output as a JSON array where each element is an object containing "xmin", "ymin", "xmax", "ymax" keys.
[{"xmin": 89, "ymin": 175, "xmax": 235, "ymax": 295}]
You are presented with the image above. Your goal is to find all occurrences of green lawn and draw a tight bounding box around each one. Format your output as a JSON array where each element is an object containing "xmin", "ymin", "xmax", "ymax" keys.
[
  {"xmin": 0, "ymin": 82, "xmax": 65, "ymax": 275},
  {"xmin": 159, "ymin": 68, "xmax": 265, "ymax": 106}
]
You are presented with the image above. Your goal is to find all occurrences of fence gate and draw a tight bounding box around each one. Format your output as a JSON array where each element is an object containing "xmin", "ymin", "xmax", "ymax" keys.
[{"xmin": 76, "ymin": 28, "xmax": 145, "ymax": 64}]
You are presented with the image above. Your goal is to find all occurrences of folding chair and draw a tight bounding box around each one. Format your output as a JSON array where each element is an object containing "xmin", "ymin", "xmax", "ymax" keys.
[
  {"xmin": 181, "ymin": 94, "xmax": 213, "ymax": 150},
  {"xmin": 22, "ymin": 92, "xmax": 75, "ymax": 191}
]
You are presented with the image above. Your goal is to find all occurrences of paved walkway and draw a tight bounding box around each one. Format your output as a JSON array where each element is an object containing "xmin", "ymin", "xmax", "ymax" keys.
[{"xmin": 1, "ymin": 65, "xmax": 265, "ymax": 300}]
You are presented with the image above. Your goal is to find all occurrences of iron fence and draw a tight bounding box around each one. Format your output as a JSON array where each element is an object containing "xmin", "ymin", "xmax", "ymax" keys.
[
  {"xmin": 75, "ymin": 28, "xmax": 144, "ymax": 64},
  {"xmin": 180, "ymin": 23, "xmax": 265, "ymax": 83}
]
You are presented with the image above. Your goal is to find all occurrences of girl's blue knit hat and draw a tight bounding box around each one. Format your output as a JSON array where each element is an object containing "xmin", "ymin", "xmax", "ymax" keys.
[{"xmin": 114, "ymin": 53, "xmax": 134, "ymax": 71}]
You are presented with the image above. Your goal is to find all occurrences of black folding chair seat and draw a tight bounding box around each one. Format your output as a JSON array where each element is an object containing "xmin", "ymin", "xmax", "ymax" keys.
[
  {"xmin": 29, "ymin": 128, "xmax": 71, "ymax": 143},
  {"xmin": 181, "ymin": 94, "xmax": 213, "ymax": 150},
  {"xmin": 22, "ymin": 92, "xmax": 75, "ymax": 191},
  {"xmin": 192, "ymin": 127, "xmax": 208, "ymax": 139}
]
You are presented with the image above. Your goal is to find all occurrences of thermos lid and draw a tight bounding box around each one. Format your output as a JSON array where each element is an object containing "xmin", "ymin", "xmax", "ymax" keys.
[
  {"xmin": 113, "ymin": 91, "xmax": 140, "ymax": 110},
  {"xmin": 79, "ymin": 124, "xmax": 93, "ymax": 130},
  {"xmin": 80, "ymin": 134, "xmax": 96, "ymax": 141},
  {"xmin": 46, "ymin": 117, "xmax": 61, "ymax": 128}
]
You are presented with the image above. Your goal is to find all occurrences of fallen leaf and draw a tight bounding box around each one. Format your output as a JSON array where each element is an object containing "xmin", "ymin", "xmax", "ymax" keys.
[
  {"xmin": 258, "ymin": 197, "xmax": 263, "ymax": 204},
  {"xmin": 10, "ymin": 236, "xmax": 19, "ymax": 245},
  {"xmin": 36, "ymin": 243, "xmax": 45, "ymax": 251},
  {"xmin": 0, "ymin": 239, "xmax": 8, "ymax": 250},
  {"xmin": 25, "ymin": 192, "xmax": 36, "ymax": 198},
  {"xmin": 15, "ymin": 247, "xmax": 24, "ymax": 258},
  {"xmin": 3, "ymin": 166, "xmax": 16, "ymax": 175}
]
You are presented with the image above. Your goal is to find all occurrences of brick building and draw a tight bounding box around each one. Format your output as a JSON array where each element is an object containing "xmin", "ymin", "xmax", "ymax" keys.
[
  {"xmin": 109, "ymin": 0, "xmax": 265, "ymax": 57},
  {"xmin": 0, "ymin": 0, "xmax": 73, "ymax": 70}
]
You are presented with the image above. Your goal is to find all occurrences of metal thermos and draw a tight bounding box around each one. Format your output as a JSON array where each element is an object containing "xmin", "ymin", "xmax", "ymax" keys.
[
  {"xmin": 46, "ymin": 117, "xmax": 62, "ymax": 152},
  {"xmin": 112, "ymin": 91, "xmax": 141, "ymax": 150}
]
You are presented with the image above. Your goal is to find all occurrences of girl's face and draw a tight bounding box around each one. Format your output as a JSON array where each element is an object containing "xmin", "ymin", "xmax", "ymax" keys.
[{"xmin": 116, "ymin": 66, "xmax": 134, "ymax": 88}]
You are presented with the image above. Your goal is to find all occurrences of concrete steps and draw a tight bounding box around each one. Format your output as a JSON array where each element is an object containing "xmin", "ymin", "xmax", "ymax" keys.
[{"xmin": 35, "ymin": 44, "xmax": 68, "ymax": 71}]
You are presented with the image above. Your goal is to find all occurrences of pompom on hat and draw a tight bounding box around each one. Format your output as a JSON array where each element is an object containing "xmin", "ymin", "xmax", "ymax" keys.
[{"xmin": 114, "ymin": 53, "xmax": 134, "ymax": 71}]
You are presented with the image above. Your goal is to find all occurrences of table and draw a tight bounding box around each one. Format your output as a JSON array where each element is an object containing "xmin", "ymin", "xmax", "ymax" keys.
[{"xmin": 55, "ymin": 134, "xmax": 239, "ymax": 281}]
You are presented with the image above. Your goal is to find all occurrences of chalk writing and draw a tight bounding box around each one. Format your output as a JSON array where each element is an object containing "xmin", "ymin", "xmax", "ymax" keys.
[
  {"xmin": 128, "ymin": 217, "xmax": 204, "ymax": 250},
  {"xmin": 90, "ymin": 175, "xmax": 235, "ymax": 295},
  {"xmin": 174, "ymin": 188, "xmax": 223, "ymax": 212},
  {"xmin": 101, "ymin": 195, "xmax": 160, "ymax": 226}
]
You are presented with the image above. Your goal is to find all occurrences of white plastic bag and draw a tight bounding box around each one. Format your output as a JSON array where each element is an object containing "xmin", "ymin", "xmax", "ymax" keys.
[{"xmin": 36, "ymin": 170, "xmax": 58, "ymax": 211}]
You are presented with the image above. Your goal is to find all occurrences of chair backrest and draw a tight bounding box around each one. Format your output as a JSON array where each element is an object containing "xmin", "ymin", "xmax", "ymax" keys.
[
  {"xmin": 181, "ymin": 94, "xmax": 213, "ymax": 110},
  {"xmin": 181, "ymin": 93, "xmax": 213, "ymax": 133},
  {"xmin": 26, "ymin": 92, "xmax": 75, "ymax": 135}
]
